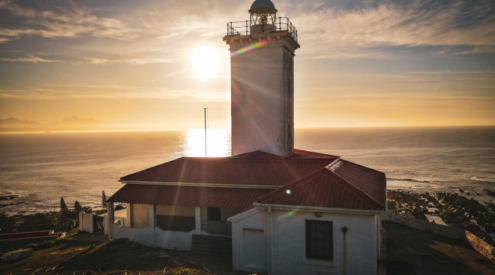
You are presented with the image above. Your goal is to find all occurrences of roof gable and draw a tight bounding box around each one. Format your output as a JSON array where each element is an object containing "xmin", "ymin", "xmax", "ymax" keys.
[
  {"xmin": 256, "ymin": 168, "xmax": 384, "ymax": 210},
  {"xmin": 329, "ymin": 159, "xmax": 386, "ymax": 206}
]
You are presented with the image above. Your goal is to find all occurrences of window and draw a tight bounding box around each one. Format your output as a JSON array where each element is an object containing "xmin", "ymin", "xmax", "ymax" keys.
[
  {"xmin": 306, "ymin": 220, "xmax": 333, "ymax": 260},
  {"xmin": 207, "ymin": 207, "xmax": 221, "ymax": 221}
]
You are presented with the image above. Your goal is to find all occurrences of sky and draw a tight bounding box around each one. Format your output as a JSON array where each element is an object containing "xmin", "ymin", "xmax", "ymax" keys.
[{"xmin": 0, "ymin": 0, "xmax": 494, "ymax": 129}]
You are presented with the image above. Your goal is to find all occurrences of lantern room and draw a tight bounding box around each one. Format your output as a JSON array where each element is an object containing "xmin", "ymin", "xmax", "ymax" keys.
[{"xmin": 249, "ymin": 0, "xmax": 277, "ymax": 34}]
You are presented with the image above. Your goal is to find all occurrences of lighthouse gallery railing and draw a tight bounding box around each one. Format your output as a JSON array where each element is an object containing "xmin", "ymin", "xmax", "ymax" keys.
[{"xmin": 227, "ymin": 17, "xmax": 298, "ymax": 42}]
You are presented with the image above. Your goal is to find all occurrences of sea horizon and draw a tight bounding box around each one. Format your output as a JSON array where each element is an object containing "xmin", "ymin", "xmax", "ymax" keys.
[{"xmin": 1, "ymin": 126, "xmax": 494, "ymax": 215}]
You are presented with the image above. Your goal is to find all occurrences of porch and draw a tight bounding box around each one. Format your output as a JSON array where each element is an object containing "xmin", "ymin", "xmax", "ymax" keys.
[{"xmin": 105, "ymin": 203, "xmax": 240, "ymax": 254}]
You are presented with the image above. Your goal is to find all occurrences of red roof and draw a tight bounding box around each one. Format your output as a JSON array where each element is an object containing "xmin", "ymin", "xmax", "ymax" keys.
[
  {"xmin": 256, "ymin": 168, "xmax": 384, "ymax": 210},
  {"xmin": 329, "ymin": 159, "xmax": 386, "ymax": 207},
  {"xmin": 120, "ymin": 157, "xmax": 338, "ymax": 186},
  {"xmin": 235, "ymin": 150, "xmax": 338, "ymax": 159},
  {"xmin": 116, "ymin": 150, "xmax": 386, "ymax": 211},
  {"xmin": 108, "ymin": 185, "xmax": 272, "ymax": 209}
]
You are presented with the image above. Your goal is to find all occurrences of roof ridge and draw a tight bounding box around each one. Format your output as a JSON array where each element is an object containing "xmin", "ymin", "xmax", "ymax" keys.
[
  {"xmin": 293, "ymin": 149, "xmax": 340, "ymax": 158},
  {"xmin": 179, "ymin": 157, "xmax": 336, "ymax": 162}
]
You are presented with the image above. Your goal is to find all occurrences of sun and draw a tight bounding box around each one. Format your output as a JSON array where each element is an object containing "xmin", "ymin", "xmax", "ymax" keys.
[{"xmin": 191, "ymin": 48, "xmax": 219, "ymax": 78}]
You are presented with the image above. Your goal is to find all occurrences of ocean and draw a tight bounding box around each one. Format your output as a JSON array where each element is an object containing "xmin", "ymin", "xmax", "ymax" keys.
[{"xmin": 1, "ymin": 126, "xmax": 494, "ymax": 214}]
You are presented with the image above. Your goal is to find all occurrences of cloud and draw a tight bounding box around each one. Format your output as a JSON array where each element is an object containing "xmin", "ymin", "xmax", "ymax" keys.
[
  {"xmin": 0, "ymin": 84, "xmax": 229, "ymax": 101},
  {"xmin": 294, "ymin": 0, "xmax": 495, "ymax": 47},
  {"xmin": 454, "ymin": 46, "xmax": 495, "ymax": 55},
  {"xmin": 80, "ymin": 57, "xmax": 175, "ymax": 65},
  {"xmin": 0, "ymin": 55, "xmax": 58, "ymax": 63},
  {"xmin": 0, "ymin": 0, "xmax": 136, "ymax": 40}
]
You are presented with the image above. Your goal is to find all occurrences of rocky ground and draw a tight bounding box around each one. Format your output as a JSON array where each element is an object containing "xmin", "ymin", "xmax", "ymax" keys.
[
  {"xmin": 388, "ymin": 189, "xmax": 495, "ymax": 245},
  {"xmin": 0, "ymin": 232, "xmax": 248, "ymax": 275}
]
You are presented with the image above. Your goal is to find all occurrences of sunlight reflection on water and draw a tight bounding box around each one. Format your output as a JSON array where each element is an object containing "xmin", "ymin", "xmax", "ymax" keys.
[{"xmin": 183, "ymin": 129, "xmax": 230, "ymax": 157}]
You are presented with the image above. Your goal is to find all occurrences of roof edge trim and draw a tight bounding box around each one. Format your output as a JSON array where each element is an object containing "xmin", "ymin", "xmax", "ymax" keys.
[
  {"xmin": 228, "ymin": 207, "xmax": 263, "ymax": 222},
  {"xmin": 119, "ymin": 180, "xmax": 281, "ymax": 190},
  {"xmin": 253, "ymin": 203, "xmax": 386, "ymax": 215}
]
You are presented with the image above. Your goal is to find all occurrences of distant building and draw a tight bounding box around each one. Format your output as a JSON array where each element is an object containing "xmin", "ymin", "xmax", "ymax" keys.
[{"xmin": 106, "ymin": 1, "xmax": 386, "ymax": 274}]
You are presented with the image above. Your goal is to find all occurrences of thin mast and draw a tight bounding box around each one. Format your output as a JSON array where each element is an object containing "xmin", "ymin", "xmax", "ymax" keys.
[{"xmin": 204, "ymin": 108, "xmax": 207, "ymax": 157}]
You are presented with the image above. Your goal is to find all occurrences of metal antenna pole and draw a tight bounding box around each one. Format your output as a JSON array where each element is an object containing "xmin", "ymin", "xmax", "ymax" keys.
[{"xmin": 204, "ymin": 108, "xmax": 207, "ymax": 157}]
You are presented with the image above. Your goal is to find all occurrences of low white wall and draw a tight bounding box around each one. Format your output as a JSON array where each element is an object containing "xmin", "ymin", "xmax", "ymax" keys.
[
  {"xmin": 110, "ymin": 205, "xmax": 197, "ymax": 251},
  {"xmin": 230, "ymin": 208, "xmax": 379, "ymax": 275},
  {"xmin": 154, "ymin": 227, "xmax": 195, "ymax": 250},
  {"xmin": 79, "ymin": 212, "xmax": 94, "ymax": 233},
  {"xmin": 112, "ymin": 224, "xmax": 155, "ymax": 246}
]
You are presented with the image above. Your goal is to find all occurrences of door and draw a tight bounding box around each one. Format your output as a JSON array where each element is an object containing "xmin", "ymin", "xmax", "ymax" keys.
[
  {"xmin": 243, "ymin": 228, "xmax": 267, "ymax": 271},
  {"xmin": 94, "ymin": 215, "xmax": 104, "ymax": 233}
]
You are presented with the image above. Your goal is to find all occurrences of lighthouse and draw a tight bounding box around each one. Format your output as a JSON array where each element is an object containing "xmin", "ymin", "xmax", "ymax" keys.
[{"xmin": 224, "ymin": 0, "xmax": 300, "ymax": 157}]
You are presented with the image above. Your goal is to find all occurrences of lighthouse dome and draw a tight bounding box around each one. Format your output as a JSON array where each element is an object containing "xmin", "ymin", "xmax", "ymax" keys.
[{"xmin": 250, "ymin": 0, "xmax": 276, "ymax": 10}]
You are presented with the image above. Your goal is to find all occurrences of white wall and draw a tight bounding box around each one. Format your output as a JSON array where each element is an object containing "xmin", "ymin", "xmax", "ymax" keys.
[
  {"xmin": 131, "ymin": 204, "xmax": 150, "ymax": 228},
  {"xmin": 111, "ymin": 205, "xmax": 198, "ymax": 251},
  {"xmin": 228, "ymin": 34, "xmax": 295, "ymax": 157},
  {"xmin": 230, "ymin": 208, "xmax": 269, "ymax": 274},
  {"xmin": 230, "ymin": 208, "xmax": 379, "ymax": 275},
  {"xmin": 79, "ymin": 212, "xmax": 94, "ymax": 233}
]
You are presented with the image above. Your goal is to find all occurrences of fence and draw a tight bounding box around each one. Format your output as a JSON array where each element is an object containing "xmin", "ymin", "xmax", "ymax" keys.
[{"xmin": 227, "ymin": 17, "xmax": 298, "ymax": 42}]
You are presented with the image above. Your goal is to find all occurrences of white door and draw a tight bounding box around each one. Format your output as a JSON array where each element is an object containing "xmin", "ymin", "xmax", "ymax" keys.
[{"xmin": 243, "ymin": 228, "xmax": 267, "ymax": 271}]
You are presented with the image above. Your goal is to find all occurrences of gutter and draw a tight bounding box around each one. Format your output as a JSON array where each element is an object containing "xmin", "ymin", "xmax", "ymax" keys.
[
  {"xmin": 268, "ymin": 205, "xmax": 274, "ymax": 275},
  {"xmin": 254, "ymin": 203, "xmax": 386, "ymax": 216}
]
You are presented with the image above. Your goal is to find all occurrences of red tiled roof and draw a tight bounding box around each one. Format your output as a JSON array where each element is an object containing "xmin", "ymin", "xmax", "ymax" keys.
[
  {"xmin": 292, "ymin": 149, "xmax": 339, "ymax": 159},
  {"xmin": 108, "ymin": 184, "xmax": 272, "ymax": 209},
  {"xmin": 117, "ymin": 149, "xmax": 386, "ymax": 211},
  {"xmin": 329, "ymin": 159, "xmax": 386, "ymax": 207},
  {"xmin": 120, "ymin": 157, "xmax": 338, "ymax": 186},
  {"xmin": 256, "ymin": 169, "xmax": 384, "ymax": 210},
  {"xmin": 234, "ymin": 150, "xmax": 338, "ymax": 159}
]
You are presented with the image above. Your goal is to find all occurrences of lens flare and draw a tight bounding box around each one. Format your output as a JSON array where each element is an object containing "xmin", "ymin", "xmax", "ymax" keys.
[{"xmin": 231, "ymin": 40, "xmax": 269, "ymax": 56}]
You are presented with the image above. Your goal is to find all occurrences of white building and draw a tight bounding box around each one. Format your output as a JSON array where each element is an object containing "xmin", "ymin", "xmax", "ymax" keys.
[{"xmin": 106, "ymin": 1, "xmax": 386, "ymax": 274}]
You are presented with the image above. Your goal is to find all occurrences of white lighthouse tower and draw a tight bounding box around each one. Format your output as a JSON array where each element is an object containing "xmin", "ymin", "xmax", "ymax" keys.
[{"xmin": 224, "ymin": 0, "xmax": 300, "ymax": 157}]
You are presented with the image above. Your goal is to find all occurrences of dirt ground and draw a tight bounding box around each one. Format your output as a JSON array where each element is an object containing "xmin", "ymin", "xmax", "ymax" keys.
[{"xmin": 0, "ymin": 233, "xmax": 252, "ymax": 275}]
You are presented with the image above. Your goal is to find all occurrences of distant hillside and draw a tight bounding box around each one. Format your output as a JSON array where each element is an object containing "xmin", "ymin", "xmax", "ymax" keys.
[
  {"xmin": 0, "ymin": 116, "xmax": 108, "ymax": 131},
  {"xmin": 0, "ymin": 117, "xmax": 41, "ymax": 128},
  {"xmin": 49, "ymin": 116, "xmax": 106, "ymax": 127}
]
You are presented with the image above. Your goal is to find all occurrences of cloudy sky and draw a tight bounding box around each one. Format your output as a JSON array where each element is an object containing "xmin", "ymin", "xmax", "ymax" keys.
[{"xmin": 0, "ymin": 0, "xmax": 494, "ymax": 129}]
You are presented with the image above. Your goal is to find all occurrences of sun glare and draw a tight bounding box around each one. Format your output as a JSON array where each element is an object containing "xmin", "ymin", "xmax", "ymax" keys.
[
  {"xmin": 184, "ymin": 129, "xmax": 229, "ymax": 157},
  {"xmin": 191, "ymin": 48, "xmax": 219, "ymax": 78}
]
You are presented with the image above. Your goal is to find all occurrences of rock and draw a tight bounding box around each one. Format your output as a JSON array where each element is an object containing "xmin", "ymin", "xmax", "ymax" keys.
[
  {"xmin": 464, "ymin": 222, "xmax": 481, "ymax": 234},
  {"xmin": 485, "ymin": 223, "xmax": 495, "ymax": 234},
  {"xmin": 83, "ymin": 271, "xmax": 92, "ymax": 275},
  {"xmin": 459, "ymin": 189, "xmax": 464, "ymax": 193},
  {"xmin": 1, "ymin": 248, "xmax": 34, "ymax": 262}
]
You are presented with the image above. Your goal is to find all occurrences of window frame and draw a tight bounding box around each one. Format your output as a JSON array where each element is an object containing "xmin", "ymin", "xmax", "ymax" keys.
[
  {"xmin": 305, "ymin": 220, "xmax": 333, "ymax": 261},
  {"xmin": 207, "ymin": 207, "xmax": 222, "ymax": 221}
]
